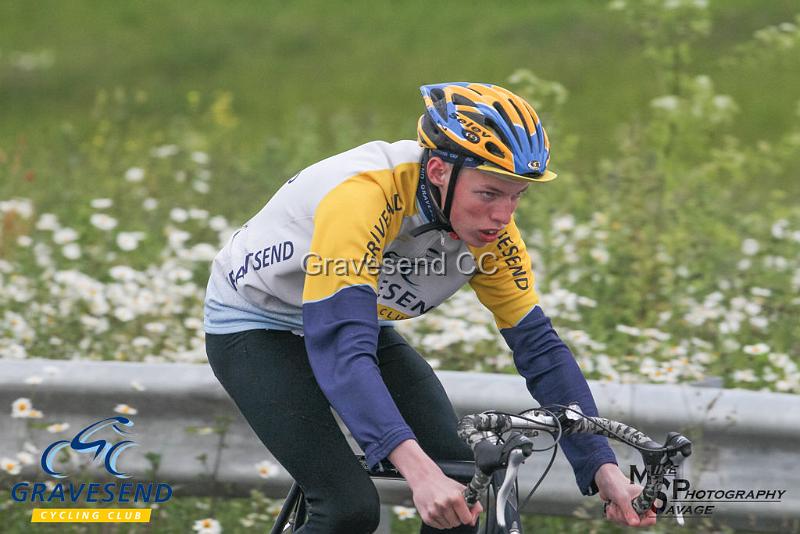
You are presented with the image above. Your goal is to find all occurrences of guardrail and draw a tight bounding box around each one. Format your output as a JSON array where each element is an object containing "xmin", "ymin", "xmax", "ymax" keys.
[{"xmin": 1, "ymin": 358, "xmax": 798, "ymax": 532}]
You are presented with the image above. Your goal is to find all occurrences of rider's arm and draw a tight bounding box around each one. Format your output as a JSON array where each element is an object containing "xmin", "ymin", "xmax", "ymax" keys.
[
  {"xmin": 468, "ymin": 219, "xmax": 616, "ymax": 496},
  {"xmin": 302, "ymin": 174, "xmax": 414, "ymax": 468}
]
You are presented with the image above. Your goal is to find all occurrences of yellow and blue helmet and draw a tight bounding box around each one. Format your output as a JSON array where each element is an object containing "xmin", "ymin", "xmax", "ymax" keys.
[{"xmin": 417, "ymin": 82, "xmax": 557, "ymax": 182}]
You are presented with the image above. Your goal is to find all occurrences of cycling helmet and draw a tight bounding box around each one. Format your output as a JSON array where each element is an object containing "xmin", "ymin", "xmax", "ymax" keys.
[{"xmin": 417, "ymin": 82, "xmax": 557, "ymax": 182}]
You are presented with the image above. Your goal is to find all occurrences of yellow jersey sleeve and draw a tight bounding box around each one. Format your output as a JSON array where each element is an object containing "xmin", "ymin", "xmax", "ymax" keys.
[{"xmin": 302, "ymin": 172, "xmax": 409, "ymax": 303}]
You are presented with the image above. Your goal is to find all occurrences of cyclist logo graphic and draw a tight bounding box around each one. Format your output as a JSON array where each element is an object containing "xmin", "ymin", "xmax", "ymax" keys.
[{"xmin": 41, "ymin": 416, "xmax": 138, "ymax": 479}]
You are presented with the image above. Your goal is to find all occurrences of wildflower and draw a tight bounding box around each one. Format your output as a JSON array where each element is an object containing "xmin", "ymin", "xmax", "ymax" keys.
[
  {"xmin": 144, "ymin": 322, "xmax": 167, "ymax": 334},
  {"xmin": 651, "ymin": 95, "xmax": 680, "ymax": 111},
  {"xmin": 109, "ymin": 265, "xmax": 138, "ymax": 281},
  {"xmin": 17, "ymin": 235, "xmax": 33, "ymax": 247},
  {"xmin": 590, "ymin": 247, "xmax": 609, "ymax": 264},
  {"xmin": 16, "ymin": 451, "xmax": 34, "ymax": 465},
  {"xmin": 90, "ymin": 198, "xmax": 113, "ymax": 209},
  {"xmin": 771, "ymin": 219, "xmax": 789, "ymax": 239},
  {"xmin": 47, "ymin": 422, "xmax": 70, "ymax": 433},
  {"xmin": 143, "ymin": 198, "xmax": 158, "ymax": 211},
  {"xmin": 743, "ymin": 343, "xmax": 770, "ymax": 355},
  {"xmin": 90, "ymin": 213, "xmax": 118, "ymax": 231},
  {"xmin": 192, "ymin": 518, "xmax": 222, "ymax": 534},
  {"xmin": 170, "ymin": 208, "xmax": 189, "ymax": 223},
  {"xmin": 24, "ymin": 376, "xmax": 43, "ymax": 385},
  {"xmin": 255, "ymin": 460, "xmax": 280, "ymax": 479},
  {"xmin": 189, "ymin": 208, "xmax": 209, "ymax": 220},
  {"xmin": 11, "ymin": 398, "xmax": 34, "ymax": 418},
  {"xmin": 114, "ymin": 404, "xmax": 138, "ymax": 415},
  {"xmin": 116, "ymin": 232, "xmax": 145, "ymax": 251},
  {"xmin": 615, "ymin": 324, "xmax": 641, "ymax": 336},
  {"xmin": 553, "ymin": 214, "xmax": 575, "ymax": 232},
  {"xmin": 741, "ymin": 238, "xmax": 759, "ymax": 256},
  {"xmin": 193, "ymin": 181, "xmax": 210, "ymax": 194},
  {"xmin": 393, "ymin": 506, "xmax": 417, "ymax": 520},
  {"xmin": 1, "ymin": 458, "xmax": 21, "ymax": 475},
  {"xmin": 53, "ymin": 228, "xmax": 78, "ymax": 244},
  {"xmin": 188, "ymin": 243, "xmax": 218, "ymax": 261},
  {"xmin": 0, "ymin": 198, "xmax": 34, "ymax": 218},
  {"xmin": 732, "ymin": 369, "xmax": 757, "ymax": 382},
  {"xmin": 114, "ymin": 308, "xmax": 135, "ymax": 322},
  {"xmin": 132, "ymin": 337, "xmax": 153, "ymax": 349},
  {"xmin": 36, "ymin": 213, "xmax": 60, "ymax": 231},
  {"xmin": 151, "ymin": 145, "xmax": 179, "ymax": 158},
  {"xmin": 125, "ymin": 167, "xmax": 145, "ymax": 182},
  {"xmin": 191, "ymin": 151, "xmax": 210, "ymax": 165},
  {"xmin": 131, "ymin": 381, "xmax": 146, "ymax": 392},
  {"xmin": 62, "ymin": 243, "xmax": 82, "ymax": 260},
  {"xmin": 184, "ymin": 317, "xmax": 203, "ymax": 330},
  {"xmin": 751, "ymin": 287, "xmax": 772, "ymax": 297},
  {"xmin": 208, "ymin": 216, "xmax": 228, "ymax": 231}
]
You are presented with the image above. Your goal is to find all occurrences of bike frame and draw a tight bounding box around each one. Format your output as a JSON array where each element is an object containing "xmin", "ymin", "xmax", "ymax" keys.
[{"xmin": 268, "ymin": 459, "xmax": 520, "ymax": 534}]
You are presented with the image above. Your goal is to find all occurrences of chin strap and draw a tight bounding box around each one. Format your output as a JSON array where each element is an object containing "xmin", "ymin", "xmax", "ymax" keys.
[{"xmin": 411, "ymin": 151, "xmax": 466, "ymax": 237}]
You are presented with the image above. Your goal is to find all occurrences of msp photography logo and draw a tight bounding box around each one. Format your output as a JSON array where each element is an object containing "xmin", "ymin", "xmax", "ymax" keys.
[
  {"xmin": 628, "ymin": 464, "xmax": 787, "ymax": 519},
  {"xmin": 10, "ymin": 416, "xmax": 173, "ymax": 524}
]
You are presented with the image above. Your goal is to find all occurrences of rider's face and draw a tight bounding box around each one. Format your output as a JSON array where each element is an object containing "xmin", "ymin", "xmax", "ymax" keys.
[{"xmin": 427, "ymin": 157, "xmax": 529, "ymax": 247}]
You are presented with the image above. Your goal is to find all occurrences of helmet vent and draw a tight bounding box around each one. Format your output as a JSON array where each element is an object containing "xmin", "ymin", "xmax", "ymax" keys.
[
  {"xmin": 452, "ymin": 93, "xmax": 474, "ymax": 107},
  {"xmin": 508, "ymin": 99, "xmax": 532, "ymax": 138},
  {"xmin": 485, "ymin": 141, "xmax": 505, "ymax": 158},
  {"xmin": 430, "ymin": 88, "xmax": 446, "ymax": 103},
  {"xmin": 492, "ymin": 103, "xmax": 522, "ymax": 146}
]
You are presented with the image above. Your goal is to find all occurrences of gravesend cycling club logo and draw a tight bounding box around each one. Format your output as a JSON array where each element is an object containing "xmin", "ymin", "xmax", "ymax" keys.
[
  {"xmin": 628, "ymin": 464, "xmax": 787, "ymax": 518},
  {"xmin": 10, "ymin": 416, "xmax": 173, "ymax": 524},
  {"xmin": 42, "ymin": 416, "xmax": 138, "ymax": 478}
]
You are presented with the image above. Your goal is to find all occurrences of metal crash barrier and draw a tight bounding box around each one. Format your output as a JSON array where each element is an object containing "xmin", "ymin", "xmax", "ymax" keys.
[{"xmin": 1, "ymin": 358, "xmax": 798, "ymax": 532}]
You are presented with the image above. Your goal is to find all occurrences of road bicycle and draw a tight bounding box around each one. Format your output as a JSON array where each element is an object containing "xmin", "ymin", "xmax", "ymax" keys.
[{"xmin": 269, "ymin": 402, "xmax": 692, "ymax": 533}]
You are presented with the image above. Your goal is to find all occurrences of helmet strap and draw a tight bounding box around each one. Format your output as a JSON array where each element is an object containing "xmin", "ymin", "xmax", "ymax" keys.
[
  {"xmin": 441, "ymin": 153, "xmax": 465, "ymax": 222},
  {"xmin": 411, "ymin": 150, "xmax": 463, "ymax": 237}
]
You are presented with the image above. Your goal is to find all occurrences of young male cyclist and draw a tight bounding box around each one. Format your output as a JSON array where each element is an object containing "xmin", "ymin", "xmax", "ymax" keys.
[{"xmin": 204, "ymin": 82, "xmax": 656, "ymax": 532}]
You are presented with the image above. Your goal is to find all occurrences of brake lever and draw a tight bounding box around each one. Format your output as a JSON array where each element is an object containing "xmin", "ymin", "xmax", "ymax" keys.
[
  {"xmin": 496, "ymin": 448, "xmax": 526, "ymax": 531},
  {"xmin": 671, "ymin": 451, "xmax": 689, "ymax": 526}
]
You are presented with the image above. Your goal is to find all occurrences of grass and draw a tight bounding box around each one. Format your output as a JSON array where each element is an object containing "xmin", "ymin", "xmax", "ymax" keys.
[{"xmin": 2, "ymin": 0, "xmax": 799, "ymax": 171}]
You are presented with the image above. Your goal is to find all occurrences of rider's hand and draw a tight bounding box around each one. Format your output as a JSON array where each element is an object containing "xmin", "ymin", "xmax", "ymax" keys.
[
  {"xmin": 595, "ymin": 463, "xmax": 657, "ymax": 528},
  {"xmin": 389, "ymin": 439, "xmax": 482, "ymax": 529},
  {"xmin": 409, "ymin": 470, "xmax": 482, "ymax": 529}
]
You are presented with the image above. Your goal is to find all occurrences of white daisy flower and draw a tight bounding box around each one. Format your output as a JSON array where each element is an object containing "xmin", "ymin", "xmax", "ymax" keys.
[
  {"xmin": 90, "ymin": 213, "xmax": 118, "ymax": 231},
  {"xmin": 47, "ymin": 422, "xmax": 71, "ymax": 433},
  {"xmin": 255, "ymin": 460, "xmax": 280, "ymax": 479},
  {"xmin": 743, "ymin": 343, "xmax": 770, "ymax": 355},
  {"xmin": 393, "ymin": 506, "xmax": 417, "ymax": 521},
  {"xmin": 90, "ymin": 198, "xmax": 113, "ymax": 209},
  {"xmin": 114, "ymin": 404, "xmax": 138, "ymax": 415},
  {"xmin": 192, "ymin": 518, "xmax": 222, "ymax": 534},
  {"xmin": 125, "ymin": 167, "xmax": 145, "ymax": 182},
  {"xmin": 1, "ymin": 458, "xmax": 22, "ymax": 475}
]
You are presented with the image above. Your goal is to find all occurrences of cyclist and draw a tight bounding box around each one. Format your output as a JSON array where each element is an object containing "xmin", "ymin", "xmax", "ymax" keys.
[{"xmin": 204, "ymin": 82, "xmax": 656, "ymax": 532}]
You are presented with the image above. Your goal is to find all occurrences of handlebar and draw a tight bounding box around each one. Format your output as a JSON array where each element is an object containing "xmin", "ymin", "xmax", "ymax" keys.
[{"xmin": 457, "ymin": 404, "xmax": 692, "ymax": 527}]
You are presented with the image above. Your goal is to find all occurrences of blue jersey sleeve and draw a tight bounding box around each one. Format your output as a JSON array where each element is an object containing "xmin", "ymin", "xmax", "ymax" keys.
[
  {"xmin": 501, "ymin": 306, "xmax": 617, "ymax": 495},
  {"xmin": 303, "ymin": 285, "xmax": 416, "ymax": 468}
]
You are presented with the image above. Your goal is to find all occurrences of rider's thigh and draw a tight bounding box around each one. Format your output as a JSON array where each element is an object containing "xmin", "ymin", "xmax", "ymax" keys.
[
  {"xmin": 376, "ymin": 327, "xmax": 473, "ymax": 463},
  {"xmin": 206, "ymin": 329, "xmax": 380, "ymax": 533}
]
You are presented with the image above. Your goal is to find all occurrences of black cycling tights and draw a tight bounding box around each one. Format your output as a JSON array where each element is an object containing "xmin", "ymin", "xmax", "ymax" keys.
[{"xmin": 206, "ymin": 327, "xmax": 478, "ymax": 534}]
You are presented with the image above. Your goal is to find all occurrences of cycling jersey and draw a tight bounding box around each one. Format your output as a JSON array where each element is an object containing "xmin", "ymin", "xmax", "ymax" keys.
[{"xmin": 204, "ymin": 140, "xmax": 615, "ymax": 495}]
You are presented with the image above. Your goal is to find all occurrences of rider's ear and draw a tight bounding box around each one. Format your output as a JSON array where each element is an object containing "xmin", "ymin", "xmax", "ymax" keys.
[{"xmin": 427, "ymin": 157, "xmax": 450, "ymax": 187}]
